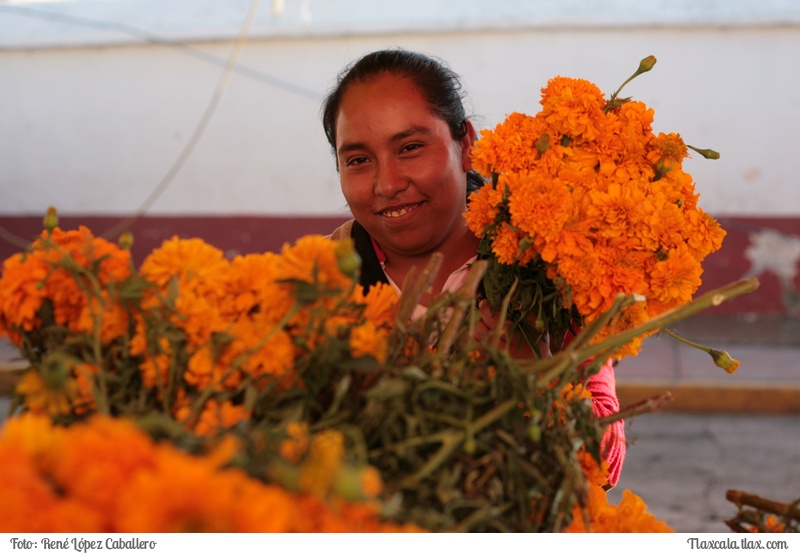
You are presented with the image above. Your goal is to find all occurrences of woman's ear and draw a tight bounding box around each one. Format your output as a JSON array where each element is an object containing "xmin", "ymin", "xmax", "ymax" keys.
[{"xmin": 459, "ymin": 119, "xmax": 476, "ymax": 172}]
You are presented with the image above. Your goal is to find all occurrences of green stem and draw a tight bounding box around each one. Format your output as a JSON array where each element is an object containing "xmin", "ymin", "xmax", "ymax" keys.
[
  {"xmin": 661, "ymin": 328, "xmax": 710, "ymax": 353},
  {"xmin": 438, "ymin": 260, "xmax": 487, "ymax": 355},
  {"xmin": 579, "ymin": 278, "xmax": 758, "ymax": 361},
  {"xmin": 606, "ymin": 55, "xmax": 657, "ymax": 109},
  {"xmin": 397, "ymin": 398, "xmax": 518, "ymax": 487},
  {"xmin": 523, "ymin": 278, "xmax": 759, "ymax": 376}
]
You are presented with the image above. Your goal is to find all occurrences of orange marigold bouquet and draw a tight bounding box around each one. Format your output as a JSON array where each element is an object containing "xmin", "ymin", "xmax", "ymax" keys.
[
  {"xmin": 465, "ymin": 56, "xmax": 727, "ymax": 359},
  {"xmin": 0, "ymin": 204, "xmax": 756, "ymax": 529}
]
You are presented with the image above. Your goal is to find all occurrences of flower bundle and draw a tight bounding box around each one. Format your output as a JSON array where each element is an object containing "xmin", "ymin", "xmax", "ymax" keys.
[
  {"xmin": 0, "ymin": 210, "xmax": 734, "ymax": 533},
  {"xmin": 465, "ymin": 57, "xmax": 727, "ymax": 358},
  {"xmin": 1, "ymin": 221, "xmax": 398, "ymax": 432},
  {"xmin": 0, "ymin": 413, "xmax": 422, "ymax": 533}
]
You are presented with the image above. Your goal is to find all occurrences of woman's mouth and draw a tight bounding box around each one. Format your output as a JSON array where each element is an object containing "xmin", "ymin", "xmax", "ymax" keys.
[{"xmin": 380, "ymin": 202, "xmax": 421, "ymax": 218}]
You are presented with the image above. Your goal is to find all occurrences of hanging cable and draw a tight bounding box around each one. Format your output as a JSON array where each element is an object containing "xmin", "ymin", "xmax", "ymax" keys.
[
  {"xmin": 0, "ymin": 3, "xmax": 321, "ymax": 100},
  {"xmin": 99, "ymin": 0, "xmax": 263, "ymax": 240}
]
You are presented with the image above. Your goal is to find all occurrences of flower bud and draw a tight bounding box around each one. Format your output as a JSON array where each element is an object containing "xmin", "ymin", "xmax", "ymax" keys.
[
  {"xmin": 40, "ymin": 352, "xmax": 71, "ymax": 389},
  {"xmin": 266, "ymin": 461, "xmax": 301, "ymax": 492},
  {"xmin": 637, "ymin": 55, "xmax": 657, "ymax": 74},
  {"xmin": 118, "ymin": 231, "xmax": 134, "ymax": 251},
  {"xmin": 43, "ymin": 206, "xmax": 59, "ymax": 233},
  {"xmin": 710, "ymin": 349, "xmax": 739, "ymax": 374},
  {"xmin": 688, "ymin": 145, "xmax": 721, "ymax": 160},
  {"xmin": 463, "ymin": 435, "xmax": 477, "ymax": 455},
  {"xmin": 653, "ymin": 157, "xmax": 674, "ymax": 181},
  {"xmin": 535, "ymin": 133, "xmax": 551, "ymax": 158},
  {"xmin": 332, "ymin": 466, "xmax": 382, "ymax": 501},
  {"xmin": 334, "ymin": 237, "xmax": 361, "ymax": 280}
]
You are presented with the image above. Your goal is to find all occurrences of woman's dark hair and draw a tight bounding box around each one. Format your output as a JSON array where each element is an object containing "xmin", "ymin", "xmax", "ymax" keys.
[{"xmin": 321, "ymin": 49, "xmax": 485, "ymax": 195}]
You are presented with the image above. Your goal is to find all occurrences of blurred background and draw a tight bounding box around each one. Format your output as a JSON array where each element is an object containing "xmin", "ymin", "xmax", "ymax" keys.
[
  {"xmin": 1, "ymin": 0, "xmax": 799, "ymax": 532},
  {"xmin": 1, "ymin": 0, "xmax": 799, "ymax": 320}
]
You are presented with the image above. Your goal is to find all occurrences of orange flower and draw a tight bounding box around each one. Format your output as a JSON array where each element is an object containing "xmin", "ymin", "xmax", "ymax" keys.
[
  {"xmin": 747, "ymin": 515, "xmax": 785, "ymax": 533},
  {"xmin": 224, "ymin": 252, "xmax": 294, "ymax": 324},
  {"xmin": 279, "ymin": 422, "xmax": 310, "ymax": 464},
  {"xmin": 74, "ymin": 297, "xmax": 130, "ymax": 345},
  {"xmin": 0, "ymin": 415, "xmax": 420, "ymax": 533},
  {"xmin": 229, "ymin": 318, "xmax": 297, "ymax": 388},
  {"xmin": 352, "ymin": 281, "xmax": 399, "ymax": 328},
  {"xmin": 350, "ymin": 321, "xmax": 388, "ymax": 364},
  {"xmin": 71, "ymin": 362, "xmax": 99, "ymax": 415},
  {"xmin": 0, "ymin": 226, "xmax": 131, "ymax": 344},
  {"xmin": 298, "ymin": 429, "xmax": 346, "ymax": 498},
  {"xmin": 565, "ymin": 486, "xmax": 674, "ymax": 532},
  {"xmin": 565, "ymin": 451, "xmax": 673, "ymax": 533},
  {"xmin": 16, "ymin": 369, "xmax": 80, "ymax": 417},
  {"xmin": 539, "ymin": 76, "xmax": 606, "ymax": 141},
  {"xmin": 507, "ymin": 171, "xmax": 574, "ymax": 243},
  {"xmin": 491, "ymin": 222, "xmax": 524, "ymax": 265},
  {"xmin": 139, "ymin": 237, "xmax": 231, "ymax": 347},
  {"xmin": 471, "ymin": 111, "xmax": 547, "ymax": 176},
  {"xmin": 140, "ymin": 236, "xmax": 228, "ymax": 292},
  {"xmin": 685, "ymin": 208, "xmax": 727, "ymax": 260},
  {"xmin": 648, "ymin": 245, "xmax": 703, "ymax": 308},
  {"xmin": 275, "ymin": 235, "xmax": 354, "ymax": 292},
  {"xmin": 0, "ymin": 416, "xmax": 106, "ymax": 532},
  {"xmin": 464, "ymin": 184, "xmax": 505, "ymax": 236},
  {"xmin": 175, "ymin": 398, "xmax": 250, "ymax": 437},
  {"xmin": 0, "ymin": 253, "xmax": 49, "ymax": 342}
]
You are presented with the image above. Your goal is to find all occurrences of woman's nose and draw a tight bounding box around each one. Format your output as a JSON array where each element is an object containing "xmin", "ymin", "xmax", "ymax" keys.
[{"xmin": 374, "ymin": 159, "xmax": 408, "ymax": 197}]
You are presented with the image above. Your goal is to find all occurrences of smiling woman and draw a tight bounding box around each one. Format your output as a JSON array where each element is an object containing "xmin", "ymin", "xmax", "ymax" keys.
[
  {"xmin": 323, "ymin": 50, "xmax": 486, "ymax": 298},
  {"xmin": 324, "ymin": 48, "xmax": 627, "ymax": 487},
  {"xmin": 333, "ymin": 73, "xmax": 478, "ymax": 298}
]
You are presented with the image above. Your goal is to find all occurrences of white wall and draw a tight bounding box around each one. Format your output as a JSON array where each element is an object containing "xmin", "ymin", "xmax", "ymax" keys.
[{"xmin": 1, "ymin": 0, "xmax": 799, "ymax": 217}]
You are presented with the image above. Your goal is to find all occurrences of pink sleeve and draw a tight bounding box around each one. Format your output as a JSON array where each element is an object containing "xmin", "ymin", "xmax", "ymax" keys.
[{"xmin": 586, "ymin": 360, "xmax": 626, "ymax": 487}]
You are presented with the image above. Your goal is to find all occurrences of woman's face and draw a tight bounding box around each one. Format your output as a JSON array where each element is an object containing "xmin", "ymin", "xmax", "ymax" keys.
[{"xmin": 334, "ymin": 73, "xmax": 474, "ymax": 261}]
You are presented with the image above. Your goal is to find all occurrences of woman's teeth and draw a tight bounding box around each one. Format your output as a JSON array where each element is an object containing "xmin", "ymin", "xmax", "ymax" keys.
[{"xmin": 383, "ymin": 205, "xmax": 415, "ymax": 218}]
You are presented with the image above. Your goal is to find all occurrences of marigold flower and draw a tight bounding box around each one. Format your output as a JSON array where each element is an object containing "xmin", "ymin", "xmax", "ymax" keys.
[
  {"xmin": 16, "ymin": 369, "xmax": 80, "ymax": 417},
  {"xmin": 0, "ymin": 253, "xmax": 49, "ymax": 341},
  {"xmin": 298, "ymin": 429, "xmax": 346, "ymax": 499},
  {"xmin": 747, "ymin": 515, "xmax": 785, "ymax": 533},
  {"xmin": 351, "ymin": 281, "xmax": 399, "ymax": 328},
  {"xmin": 491, "ymin": 223, "xmax": 523, "ymax": 265},
  {"xmin": 276, "ymin": 235, "xmax": 354, "ymax": 292},
  {"xmin": 140, "ymin": 236, "xmax": 228, "ymax": 292},
  {"xmin": 0, "ymin": 415, "xmax": 420, "ymax": 533},
  {"xmin": 350, "ymin": 321, "xmax": 389, "ymax": 364},
  {"xmin": 280, "ymin": 422, "xmax": 310, "ymax": 464},
  {"xmin": 710, "ymin": 349, "xmax": 740, "ymax": 374},
  {"xmin": 565, "ymin": 484, "xmax": 673, "ymax": 533},
  {"xmin": 464, "ymin": 184, "xmax": 503, "ymax": 237},
  {"xmin": 175, "ymin": 399, "xmax": 250, "ymax": 437}
]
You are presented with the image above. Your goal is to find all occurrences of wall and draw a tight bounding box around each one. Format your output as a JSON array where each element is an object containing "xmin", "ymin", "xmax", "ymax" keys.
[{"xmin": 1, "ymin": 0, "xmax": 799, "ymax": 314}]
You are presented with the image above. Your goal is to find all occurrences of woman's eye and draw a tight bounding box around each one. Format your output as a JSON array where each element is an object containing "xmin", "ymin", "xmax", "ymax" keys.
[
  {"xmin": 346, "ymin": 156, "xmax": 368, "ymax": 167},
  {"xmin": 401, "ymin": 143, "xmax": 423, "ymax": 154}
]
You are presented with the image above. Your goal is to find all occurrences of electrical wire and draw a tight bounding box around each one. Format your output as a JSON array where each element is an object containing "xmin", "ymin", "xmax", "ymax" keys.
[
  {"xmin": 99, "ymin": 0, "xmax": 263, "ymax": 240},
  {"xmin": 0, "ymin": 3, "xmax": 321, "ymax": 100},
  {"xmin": 0, "ymin": 0, "xmax": 307, "ymax": 246}
]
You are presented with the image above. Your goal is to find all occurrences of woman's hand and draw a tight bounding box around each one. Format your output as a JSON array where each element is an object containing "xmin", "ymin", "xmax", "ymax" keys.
[{"xmin": 474, "ymin": 299, "xmax": 552, "ymax": 360}]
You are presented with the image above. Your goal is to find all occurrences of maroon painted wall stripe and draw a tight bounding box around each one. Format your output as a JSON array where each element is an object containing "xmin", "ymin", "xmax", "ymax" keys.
[{"xmin": 1, "ymin": 214, "xmax": 798, "ymax": 316}]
